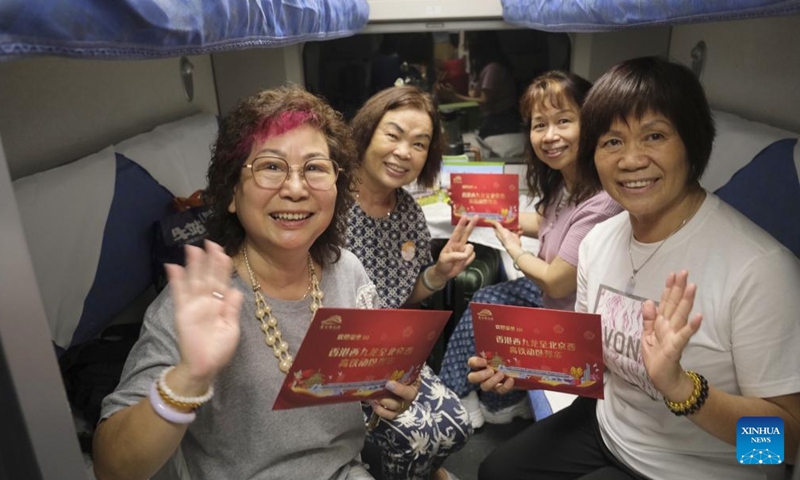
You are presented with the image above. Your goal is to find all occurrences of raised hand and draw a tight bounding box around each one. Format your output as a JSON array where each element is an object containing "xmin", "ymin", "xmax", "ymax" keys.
[
  {"xmin": 641, "ymin": 270, "xmax": 703, "ymax": 398},
  {"xmin": 432, "ymin": 215, "xmax": 478, "ymax": 281},
  {"xmin": 165, "ymin": 241, "xmax": 243, "ymax": 386}
]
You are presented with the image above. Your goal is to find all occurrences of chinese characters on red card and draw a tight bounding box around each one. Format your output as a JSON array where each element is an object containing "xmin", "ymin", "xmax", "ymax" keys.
[
  {"xmin": 471, "ymin": 302, "xmax": 604, "ymax": 399},
  {"xmin": 273, "ymin": 308, "xmax": 450, "ymax": 410},
  {"xmin": 450, "ymin": 173, "xmax": 519, "ymax": 229}
]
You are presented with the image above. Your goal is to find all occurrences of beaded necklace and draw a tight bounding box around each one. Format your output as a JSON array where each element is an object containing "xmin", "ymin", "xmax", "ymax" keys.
[{"xmin": 242, "ymin": 247, "xmax": 323, "ymax": 373}]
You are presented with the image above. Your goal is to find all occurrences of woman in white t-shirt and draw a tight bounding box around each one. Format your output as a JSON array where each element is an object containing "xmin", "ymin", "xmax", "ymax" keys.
[{"xmin": 468, "ymin": 57, "xmax": 800, "ymax": 479}]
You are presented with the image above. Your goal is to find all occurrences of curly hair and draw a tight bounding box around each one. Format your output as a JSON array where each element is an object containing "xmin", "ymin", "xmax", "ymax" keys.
[
  {"xmin": 203, "ymin": 85, "xmax": 357, "ymax": 266},
  {"xmin": 519, "ymin": 70, "xmax": 594, "ymax": 212},
  {"xmin": 350, "ymin": 85, "xmax": 444, "ymax": 189}
]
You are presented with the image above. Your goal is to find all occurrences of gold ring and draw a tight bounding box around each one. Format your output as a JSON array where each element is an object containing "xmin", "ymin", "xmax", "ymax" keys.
[
  {"xmin": 400, "ymin": 400, "xmax": 408, "ymax": 411},
  {"xmin": 211, "ymin": 291, "xmax": 225, "ymax": 300}
]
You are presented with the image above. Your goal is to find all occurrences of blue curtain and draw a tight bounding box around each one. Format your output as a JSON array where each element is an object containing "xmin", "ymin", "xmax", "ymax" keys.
[
  {"xmin": 0, "ymin": 0, "xmax": 369, "ymax": 60},
  {"xmin": 501, "ymin": 0, "xmax": 800, "ymax": 31}
]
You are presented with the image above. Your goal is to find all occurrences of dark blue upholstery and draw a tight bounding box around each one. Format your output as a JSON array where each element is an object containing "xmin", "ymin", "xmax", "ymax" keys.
[
  {"xmin": 715, "ymin": 138, "xmax": 800, "ymax": 258},
  {"xmin": 70, "ymin": 154, "xmax": 173, "ymax": 347}
]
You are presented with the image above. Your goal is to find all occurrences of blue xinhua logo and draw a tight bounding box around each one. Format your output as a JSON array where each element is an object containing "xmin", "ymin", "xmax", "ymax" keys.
[{"xmin": 737, "ymin": 417, "xmax": 784, "ymax": 465}]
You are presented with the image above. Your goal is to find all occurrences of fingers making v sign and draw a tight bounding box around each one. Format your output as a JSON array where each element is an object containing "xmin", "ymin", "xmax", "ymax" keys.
[{"xmin": 431, "ymin": 214, "xmax": 479, "ymax": 282}]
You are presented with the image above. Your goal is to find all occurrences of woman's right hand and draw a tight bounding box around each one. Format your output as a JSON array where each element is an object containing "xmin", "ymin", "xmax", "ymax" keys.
[
  {"xmin": 165, "ymin": 241, "xmax": 243, "ymax": 389},
  {"xmin": 467, "ymin": 356, "xmax": 515, "ymax": 395}
]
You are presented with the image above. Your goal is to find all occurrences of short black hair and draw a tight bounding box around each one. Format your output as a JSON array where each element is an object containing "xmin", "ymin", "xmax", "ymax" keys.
[{"xmin": 577, "ymin": 56, "xmax": 716, "ymax": 191}]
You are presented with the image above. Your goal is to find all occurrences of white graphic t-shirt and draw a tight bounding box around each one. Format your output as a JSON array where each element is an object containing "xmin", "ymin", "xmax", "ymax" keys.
[
  {"xmin": 576, "ymin": 194, "xmax": 800, "ymax": 480},
  {"xmin": 593, "ymin": 286, "xmax": 659, "ymax": 400}
]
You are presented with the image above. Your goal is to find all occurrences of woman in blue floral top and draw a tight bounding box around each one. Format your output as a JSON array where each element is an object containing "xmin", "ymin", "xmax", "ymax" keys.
[{"xmin": 347, "ymin": 85, "xmax": 478, "ymax": 480}]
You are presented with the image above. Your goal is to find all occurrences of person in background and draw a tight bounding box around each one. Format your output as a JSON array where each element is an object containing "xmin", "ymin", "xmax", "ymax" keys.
[
  {"xmin": 438, "ymin": 71, "xmax": 621, "ymax": 428},
  {"xmin": 436, "ymin": 31, "xmax": 521, "ymax": 140},
  {"xmin": 371, "ymin": 33, "xmax": 435, "ymax": 94},
  {"xmin": 470, "ymin": 56, "xmax": 800, "ymax": 479},
  {"xmin": 370, "ymin": 34, "xmax": 405, "ymax": 93},
  {"xmin": 93, "ymin": 86, "xmax": 419, "ymax": 480},
  {"xmin": 348, "ymin": 85, "xmax": 477, "ymax": 480}
]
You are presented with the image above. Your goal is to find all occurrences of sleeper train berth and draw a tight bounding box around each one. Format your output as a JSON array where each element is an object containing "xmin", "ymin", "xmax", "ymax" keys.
[{"xmin": 2, "ymin": 0, "xmax": 800, "ymax": 478}]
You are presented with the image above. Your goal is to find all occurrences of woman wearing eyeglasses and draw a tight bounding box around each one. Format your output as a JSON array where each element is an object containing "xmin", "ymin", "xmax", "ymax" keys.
[
  {"xmin": 347, "ymin": 86, "xmax": 476, "ymax": 480},
  {"xmin": 93, "ymin": 87, "xmax": 398, "ymax": 480}
]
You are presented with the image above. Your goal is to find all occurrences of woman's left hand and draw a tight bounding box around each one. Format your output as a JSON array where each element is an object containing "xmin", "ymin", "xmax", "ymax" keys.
[
  {"xmin": 487, "ymin": 219, "xmax": 522, "ymax": 252},
  {"xmin": 641, "ymin": 270, "xmax": 704, "ymax": 398},
  {"xmin": 432, "ymin": 215, "xmax": 478, "ymax": 282},
  {"xmin": 370, "ymin": 380, "xmax": 419, "ymax": 420}
]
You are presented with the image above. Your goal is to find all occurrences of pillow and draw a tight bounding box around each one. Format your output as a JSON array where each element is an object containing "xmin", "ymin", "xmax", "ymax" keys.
[
  {"xmin": 702, "ymin": 110, "xmax": 798, "ymax": 192},
  {"xmin": 14, "ymin": 147, "xmax": 117, "ymax": 350},
  {"xmin": 70, "ymin": 154, "xmax": 174, "ymax": 348},
  {"xmin": 715, "ymin": 139, "xmax": 800, "ymax": 258},
  {"xmin": 114, "ymin": 112, "xmax": 219, "ymax": 197}
]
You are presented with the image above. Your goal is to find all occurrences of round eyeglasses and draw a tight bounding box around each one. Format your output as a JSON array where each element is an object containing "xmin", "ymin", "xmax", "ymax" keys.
[{"xmin": 243, "ymin": 156, "xmax": 341, "ymax": 191}]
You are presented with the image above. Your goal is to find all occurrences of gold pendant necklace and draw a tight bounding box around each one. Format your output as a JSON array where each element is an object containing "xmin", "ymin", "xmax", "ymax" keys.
[
  {"xmin": 625, "ymin": 218, "xmax": 686, "ymax": 295},
  {"xmin": 242, "ymin": 246, "xmax": 323, "ymax": 373},
  {"xmin": 625, "ymin": 193, "xmax": 704, "ymax": 295}
]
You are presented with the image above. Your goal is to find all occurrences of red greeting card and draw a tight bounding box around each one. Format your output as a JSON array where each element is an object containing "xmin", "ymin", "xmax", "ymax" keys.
[
  {"xmin": 273, "ymin": 308, "xmax": 450, "ymax": 410},
  {"xmin": 450, "ymin": 173, "xmax": 519, "ymax": 229},
  {"xmin": 471, "ymin": 302, "xmax": 604, "ymax": 399}
]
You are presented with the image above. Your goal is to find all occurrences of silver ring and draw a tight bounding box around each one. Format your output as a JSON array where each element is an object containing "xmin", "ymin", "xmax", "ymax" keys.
[{"xmin": 211, "ymin": 291, "xmax": 225, "ymax": 300}]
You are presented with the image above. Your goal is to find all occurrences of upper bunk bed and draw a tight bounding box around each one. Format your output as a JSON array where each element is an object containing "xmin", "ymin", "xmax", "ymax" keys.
[
  {"xmin": 0, "ymin": 0, "xmax": 369, "ymax": 60},
  {"xmin": 500, "ymin": 0, "xmax": 800, "ymax": 31},
  {"xmin": 3, "ymin": 0, "xmax": 800, "ymax": 60}
]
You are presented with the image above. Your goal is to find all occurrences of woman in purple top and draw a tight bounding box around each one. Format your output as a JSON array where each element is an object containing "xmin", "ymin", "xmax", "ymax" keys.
[{"xmin": 439, "ymin": 71, "xmax": 622, "ymax": 428}]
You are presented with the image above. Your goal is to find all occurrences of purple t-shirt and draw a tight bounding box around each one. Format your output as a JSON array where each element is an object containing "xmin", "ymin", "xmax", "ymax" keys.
[{"xmin": 537, "ymin": 188, "xmax": 622, "ymax": 311}]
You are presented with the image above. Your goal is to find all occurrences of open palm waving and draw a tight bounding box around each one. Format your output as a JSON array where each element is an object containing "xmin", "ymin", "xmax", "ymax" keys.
[
  {"xmin": 641, "ymin": 270, "xmax": 703, "ymax": 398},
  {"xmin": 165, "ymin": 241, "xmax": 243, "ymax": 384}
]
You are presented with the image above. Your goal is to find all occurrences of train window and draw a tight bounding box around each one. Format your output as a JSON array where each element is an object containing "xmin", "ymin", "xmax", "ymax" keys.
[{"xmin": 303, "ymin": 29, "xmax": 571, "ymax": 121}]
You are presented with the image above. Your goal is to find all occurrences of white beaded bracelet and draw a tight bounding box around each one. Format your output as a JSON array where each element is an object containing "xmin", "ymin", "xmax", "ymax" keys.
[
  {"xmin": 157, "ymin": 366, "xmax": 215, "ymax": 410},
  {"xmin": 149, "ymin": 382, "xmax": 196, "ymax": 424}
]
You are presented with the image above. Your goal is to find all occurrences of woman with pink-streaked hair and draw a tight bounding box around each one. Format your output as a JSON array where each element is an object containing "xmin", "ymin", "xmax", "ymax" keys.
[{"xmin": 94, "ymin": 86, "xmax": 397, "ymax": 480}]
